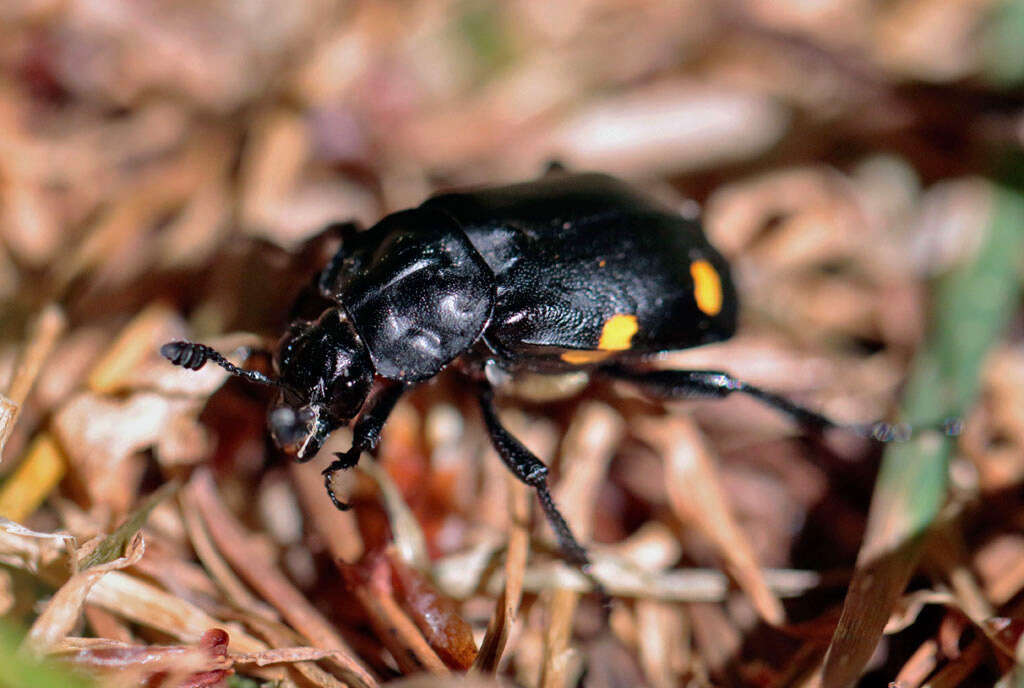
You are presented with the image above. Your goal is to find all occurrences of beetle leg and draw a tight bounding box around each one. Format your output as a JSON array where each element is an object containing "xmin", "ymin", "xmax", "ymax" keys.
[
  {"xmin": 602, "ymin": 366, "xmax": 962, "ymax": 442},
  {"xmin": 478, "ymin": 386, "xmax": 591, "ymax": 568},
  {"xmin": 316, "ymin": 221, "xmax": 361, "ymax": 300},
  {"xmin": 322, "ymin": 380, "xmax": 408, "ymax": 511},
  {"xmin": 479, "ymin": 386, "xmax": 612, "ymax": 611}
]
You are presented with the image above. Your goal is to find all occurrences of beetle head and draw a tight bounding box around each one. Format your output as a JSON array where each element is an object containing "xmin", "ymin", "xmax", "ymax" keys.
[{"xmin": 269, "ymin": 308, "xmax": 374, "ymax": 460}]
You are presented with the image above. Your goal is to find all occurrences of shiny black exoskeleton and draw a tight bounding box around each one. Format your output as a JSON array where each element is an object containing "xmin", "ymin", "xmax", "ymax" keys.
[{"xmin": 162, "ymin": 170, "xmax": 945, "ymax": 572}]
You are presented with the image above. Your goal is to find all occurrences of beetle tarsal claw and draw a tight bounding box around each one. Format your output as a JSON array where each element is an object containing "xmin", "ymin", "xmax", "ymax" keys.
[
  {"xmin": 322, "ymin": 455, "xmax": 360, "ymax": 511},
  {"xmin": 322, "ymin": 469, "xmax": 353, "ymax": 511},
  {"xmin": 322, "ymin": 448, "xmax": 362, "ymax": 476}
]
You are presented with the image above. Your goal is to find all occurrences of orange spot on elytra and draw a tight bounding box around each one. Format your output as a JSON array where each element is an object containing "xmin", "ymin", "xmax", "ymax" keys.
[
  {"xmin": 560, "ymin": 349, "xmax": 613, "ymax": 365},
  {"xmin": 691, "ymin": 260, "xmax": 722, "ymax": 316},
  {"xmin": 598, "ymin": 314, "xmax": 638, "ymax": 351}
]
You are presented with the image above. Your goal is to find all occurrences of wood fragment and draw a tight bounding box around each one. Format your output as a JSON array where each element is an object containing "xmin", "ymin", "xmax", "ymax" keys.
[
  {"xmin": 0, "ymin": 397, "xmax": 16, "ymax": 462},
  {"xmin": 388, "ymin": 551, "xmax": 477, "ymax": 669},
  {"xmin": 83, "ymin": 605, "xmax": 134, "ymax": 643},
  {"xmin": 0, "ymin": 568, "xmax": 13, "ymax": 616},
  {"xmin": 921, "ymin": 638, "xmax": 987, "ymax": 688},
  {"xmin": 240, "ymin": 613, "xmax": 356, "ymax": 688},
  {"xmin": 361, "ymin": 455, "xmax": 430, "ymax": 571},
  {"xmin": 895, "ymin": 639, "xmax": 940, "ymax": 688},
  {"xmin": 288, "ymin": 446, "xmax": 364, "ymax": 564}
]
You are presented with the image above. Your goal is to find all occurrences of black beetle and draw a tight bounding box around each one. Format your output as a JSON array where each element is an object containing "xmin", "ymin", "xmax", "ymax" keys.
[{"xmin": 162, "ymin": 170, "xmax": 957, "ymax": 571}]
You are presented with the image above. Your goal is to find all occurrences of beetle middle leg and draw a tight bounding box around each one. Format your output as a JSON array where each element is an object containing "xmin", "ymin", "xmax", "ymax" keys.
[
  {"xmin": 601, "ymin": 365, "xmax": 962, "ymax": 442},
  {"xmin": 478, "ymin": 385, "xmax": 592, "ymax": 569},
  {"xmin": 320, "ymin": 381, "xmax": 408, "ymax": 510}
]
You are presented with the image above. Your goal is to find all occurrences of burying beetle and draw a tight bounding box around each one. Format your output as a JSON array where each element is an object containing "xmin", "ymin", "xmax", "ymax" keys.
[{"xmin": 162, "ymin": 170, "xmax": 961, "ymax": 576}]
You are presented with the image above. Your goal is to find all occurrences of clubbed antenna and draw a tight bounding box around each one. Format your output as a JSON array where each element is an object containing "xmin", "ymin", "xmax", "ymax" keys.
[{"xmin": 160, "ymin": 340, "xmax": 285, "ymax": 389}]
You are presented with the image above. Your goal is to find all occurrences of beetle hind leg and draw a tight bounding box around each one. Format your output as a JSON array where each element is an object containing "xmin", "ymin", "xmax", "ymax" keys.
[{"xmin": 601, "ymin": 365, "xmax": 962, "ymax": 442}]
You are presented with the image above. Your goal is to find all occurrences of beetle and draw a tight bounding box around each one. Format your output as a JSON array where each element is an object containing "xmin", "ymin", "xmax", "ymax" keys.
[{"xmin": 161, "ymin": 169, "xmax": 954, "ymax": 572}]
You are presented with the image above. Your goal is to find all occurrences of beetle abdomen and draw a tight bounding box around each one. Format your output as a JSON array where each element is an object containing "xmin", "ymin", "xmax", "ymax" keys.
[{"xmin": 427, "ymin": 174, "xmax": 738, "ymax": 365}]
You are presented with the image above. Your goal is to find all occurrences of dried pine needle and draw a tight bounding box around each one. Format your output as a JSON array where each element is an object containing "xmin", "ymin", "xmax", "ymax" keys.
[
  {"xmin": 2, "ymin": 4, "xmax": 1023, "ymax": 685},
  {"xmin": 26, "ymin": 533, "xmax": 146, "ymax": 655},
  {"xmin": 86, "ymin": 303, "xmax": 179, "ymax": 395},
  {"xmin": 0, "ymin": 304, "xmax": 65, "ymax": 460},
  {"xmin": 0, "ymin": 433, "xmax": 67, "ymax": 522},
  {"xmin": 638, "ymin": 415, "xmax": 785, "ymax": 625},
  {"xmin": 361, "ymin": 455, "xmax": 430, "ymax": 571},
  {"xmin": 472, "ymin": 474, "xmax": 529, "ymax": 673},
  {"xmin": 187, "ymin": 470, "xmax": 378, "ymax": 688}
]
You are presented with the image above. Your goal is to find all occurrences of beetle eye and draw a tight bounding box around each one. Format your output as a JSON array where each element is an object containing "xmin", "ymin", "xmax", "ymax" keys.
[{"xmin": 269, "ymin": 405, "xmax": 315, "ymax": 447}]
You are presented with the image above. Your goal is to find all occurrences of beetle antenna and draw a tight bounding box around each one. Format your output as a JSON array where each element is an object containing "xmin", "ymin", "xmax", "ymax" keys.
[{"xmin": 160, "ymin": 341, "xmax": 285, "ymax": 390}]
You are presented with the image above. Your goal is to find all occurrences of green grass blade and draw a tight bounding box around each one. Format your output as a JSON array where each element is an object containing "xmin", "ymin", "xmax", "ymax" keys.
[
  {"xmin": 821, "ymin": 173, "xmax": 1024, "ymax": 688},
  {"xmin": 79, "ymin": 481, "xmax": 178, "ymax": 570},
  {"xmin": 983, "ymin": 0, "xmax": 1024, "ymax": 88},
  {"xmin": 0, "ymin": 619, "xmax": 94, "ymax": 688}
]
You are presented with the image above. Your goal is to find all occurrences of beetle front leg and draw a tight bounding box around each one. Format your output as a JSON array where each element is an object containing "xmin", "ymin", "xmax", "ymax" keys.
[
  {"xmin": 322, "ymin": 380, "xmax": 408, "ymax": 510},
  {"xmin": 478, "ymin": 385, "xmax": 592, "ymax": 569},
  {"xmin": 601, "ymin": 365, "xmax": 962, "ymax": 442}
]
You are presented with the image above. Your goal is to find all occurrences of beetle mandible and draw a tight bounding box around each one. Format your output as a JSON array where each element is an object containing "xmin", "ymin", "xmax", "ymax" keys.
[{"xmin": 162, "ymin": 169, "xmax": 953, "ymax": 572}]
